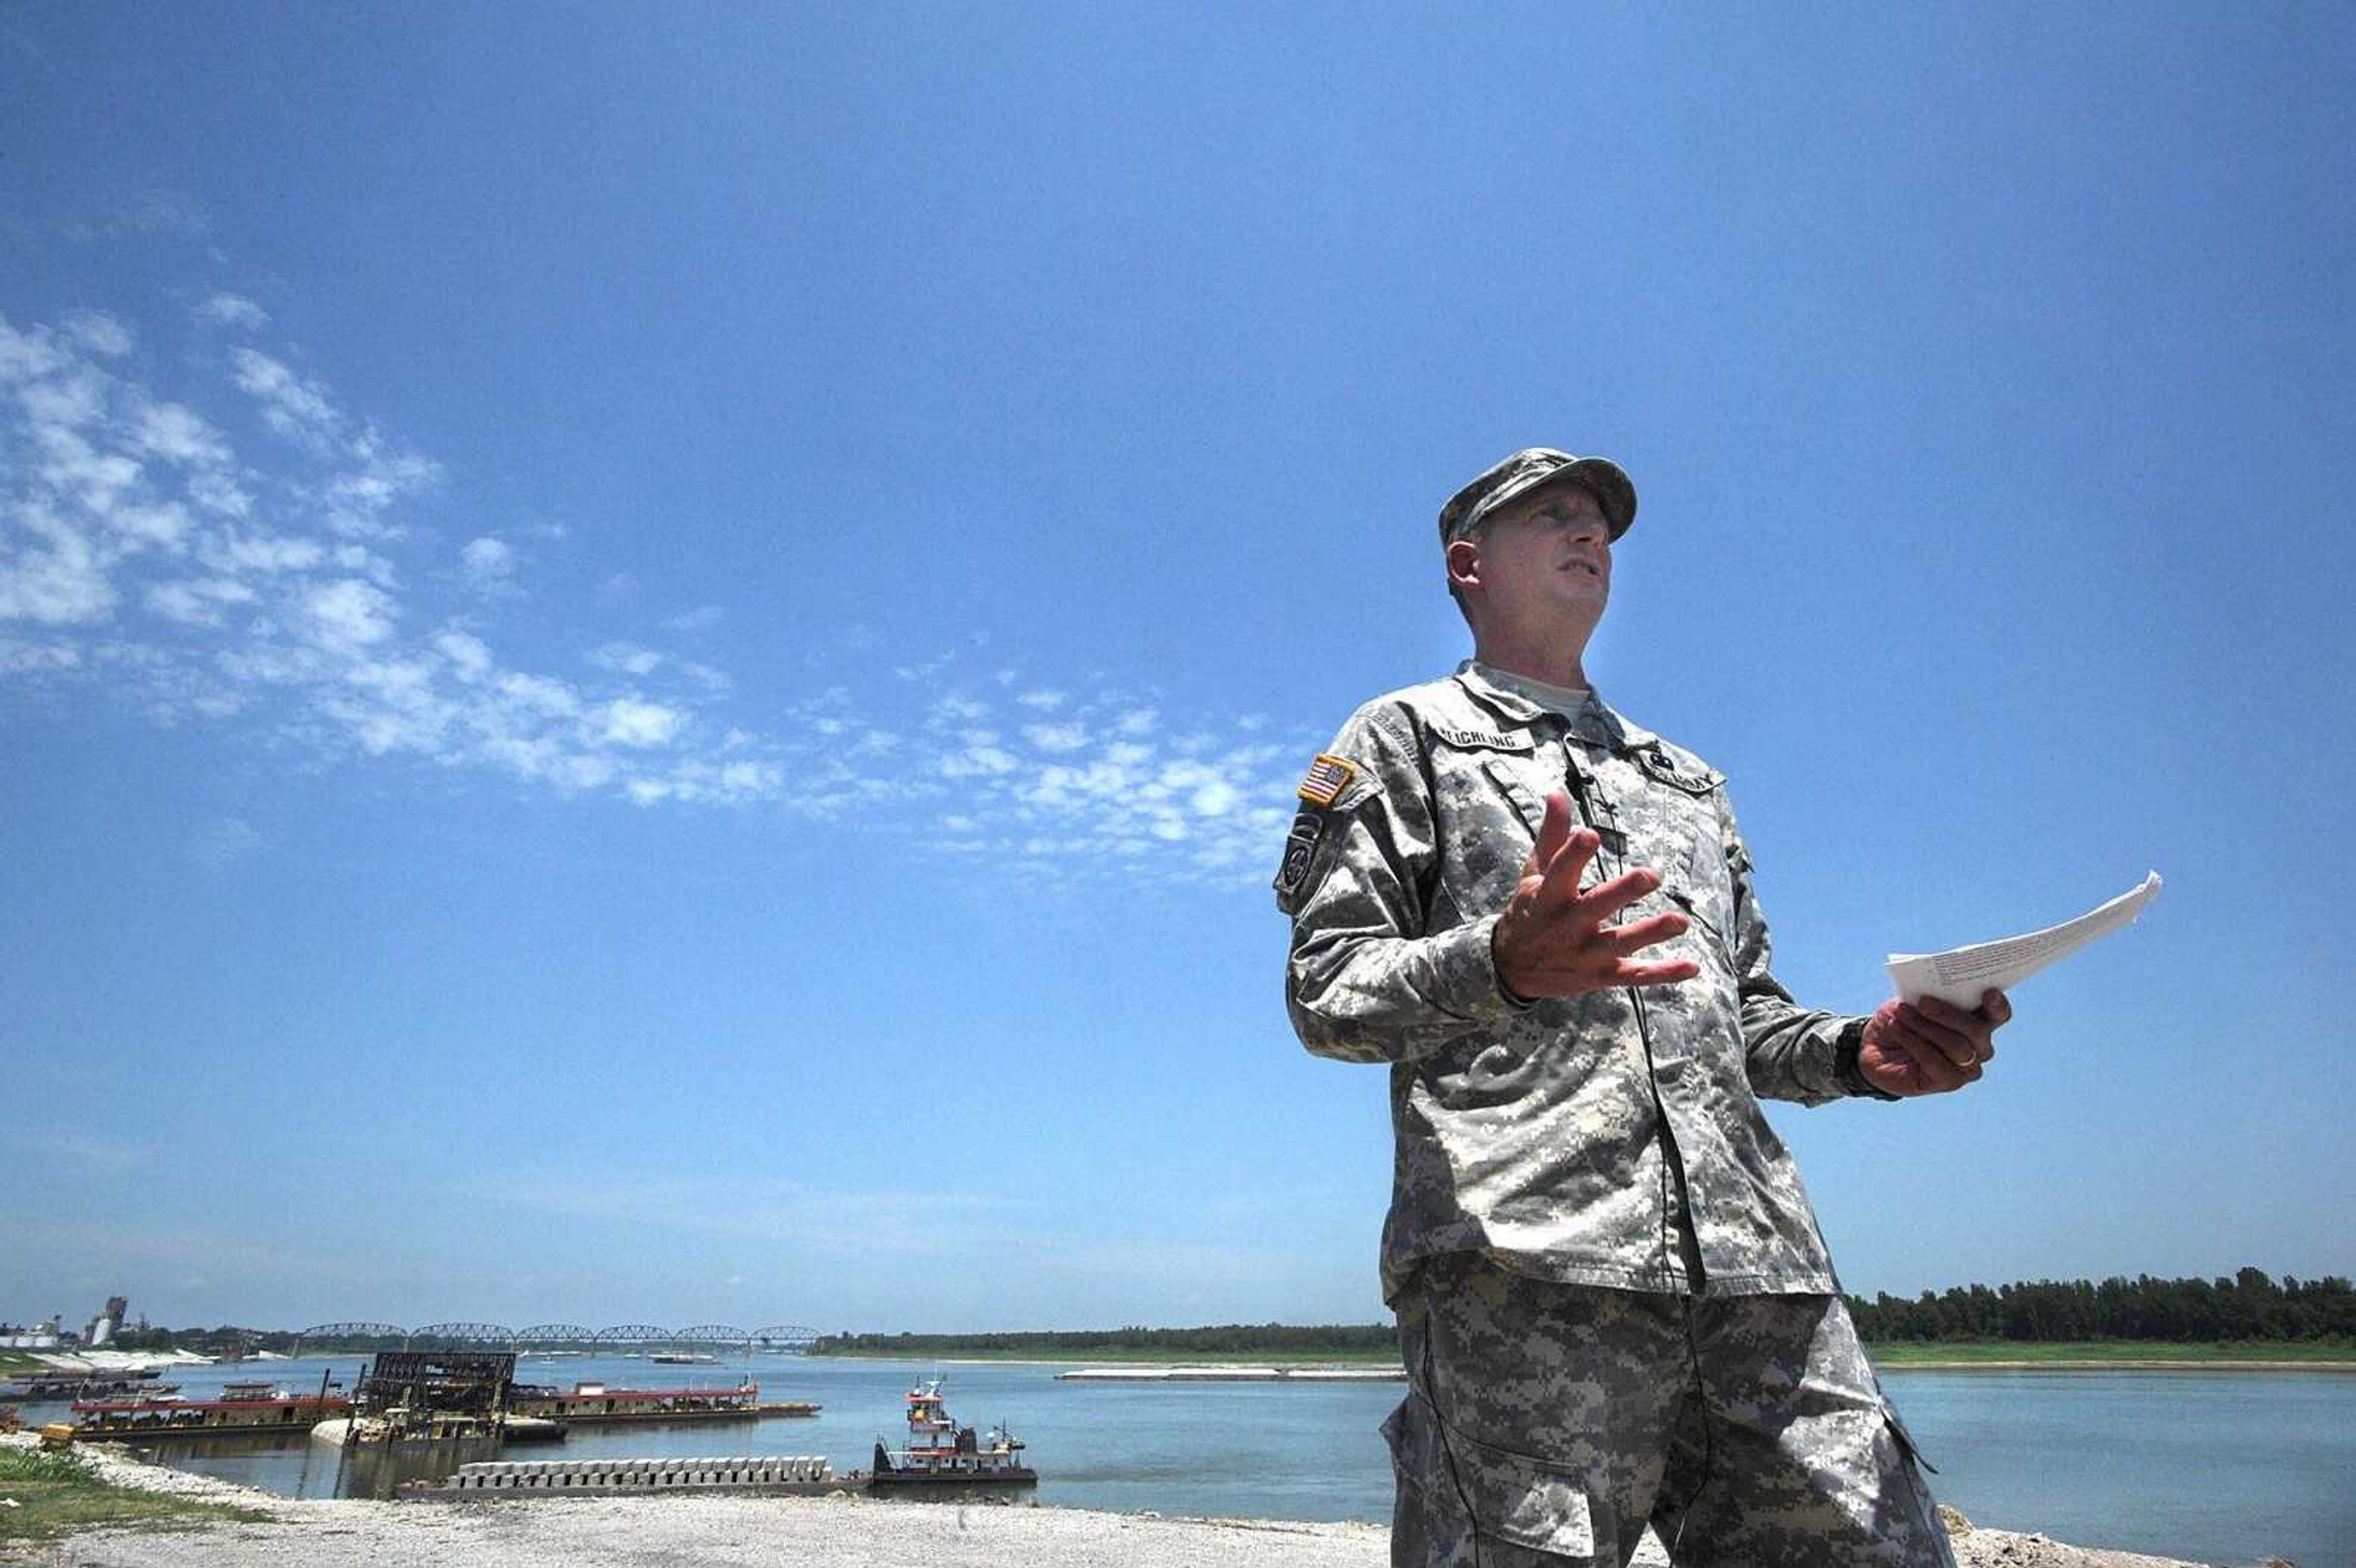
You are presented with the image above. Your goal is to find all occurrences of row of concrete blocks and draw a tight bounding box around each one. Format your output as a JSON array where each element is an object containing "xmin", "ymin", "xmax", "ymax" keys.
[{"xmin": 450, "ymin": 1456, "xmax": 836, "ymax": 1491}]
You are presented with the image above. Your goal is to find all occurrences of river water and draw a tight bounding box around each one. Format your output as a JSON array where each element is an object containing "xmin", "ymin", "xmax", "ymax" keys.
[{"xmin": 36, "ymin": 1354, "xmax": 2352, "ymax": 1567}]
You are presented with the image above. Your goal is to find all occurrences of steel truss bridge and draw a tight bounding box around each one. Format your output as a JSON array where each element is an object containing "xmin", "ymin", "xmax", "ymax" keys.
[{"xmin": 290, "ymin": 1322, "xmax": 822, "ymax": 1357}]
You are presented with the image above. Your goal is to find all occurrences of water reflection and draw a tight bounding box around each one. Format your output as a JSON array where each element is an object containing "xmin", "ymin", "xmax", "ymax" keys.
[
  {"xmin": 107, "ymin": 1428, "xmax": 500, "ymax": 1500},
  {"xmin": 333, "ymin": 1435, "xmax": 504, "ymax": 1500}
]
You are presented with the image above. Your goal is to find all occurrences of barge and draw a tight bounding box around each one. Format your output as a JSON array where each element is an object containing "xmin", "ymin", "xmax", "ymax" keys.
[
  {"xmin": 4, "ymin": 1372, "xmax": 177, "ymax": 1402},
  {"xmin": 506, "ymin": 1380, "xmax": 819, "ymax": 1424},
  {"xmin": 312, "ymin": 1408, "xmax": 500, "ymax": 1447},
  {"xmin": 423, "ymin": 1383, "xmax": 1034, "ymax": 1502},
  {"xmin": 72, "ymin": 1391, "xmax": 350, "ymax": 1440}
]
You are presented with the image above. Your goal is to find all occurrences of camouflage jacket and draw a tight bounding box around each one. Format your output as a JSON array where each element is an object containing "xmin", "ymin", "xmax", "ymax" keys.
[{"xmin": 1278, "ymin": 663, "xmax": 1864, "ymax": 1303}]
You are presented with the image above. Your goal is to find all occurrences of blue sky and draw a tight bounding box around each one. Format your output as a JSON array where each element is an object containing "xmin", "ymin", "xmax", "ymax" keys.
[{"xmin": 2, "ymin": 6, "xmax": 2350, "ymax": 1335}]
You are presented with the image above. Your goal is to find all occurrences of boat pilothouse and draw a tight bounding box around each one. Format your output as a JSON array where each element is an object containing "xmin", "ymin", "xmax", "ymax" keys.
[{"xmin": 858, "ymin": 1378, "xmax": 1035, "ymax": 1489}]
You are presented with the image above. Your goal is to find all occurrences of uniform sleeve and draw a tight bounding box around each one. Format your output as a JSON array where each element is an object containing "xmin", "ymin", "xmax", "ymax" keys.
[
  {"xmin": 1279, "ymin": 705, "xmax": 1525, "ymax": 1066},
  {"xmin": 1715, "ymin": 793, "xmax": 1858, "ymax": 1105}
]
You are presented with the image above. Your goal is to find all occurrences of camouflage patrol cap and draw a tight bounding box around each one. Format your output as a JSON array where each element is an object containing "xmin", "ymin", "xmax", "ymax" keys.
[{"xmin": 1438, "ymin": 448, "xmax": 1638, "ymax": 545}]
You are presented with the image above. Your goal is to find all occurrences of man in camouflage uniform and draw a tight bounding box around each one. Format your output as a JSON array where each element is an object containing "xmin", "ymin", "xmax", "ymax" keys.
[{"xmin": 1276, "ymin": 449, "xmax": 2012, "ymax": 1567}]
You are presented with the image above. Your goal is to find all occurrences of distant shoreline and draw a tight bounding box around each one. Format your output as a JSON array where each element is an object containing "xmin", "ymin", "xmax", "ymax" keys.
[
  {"xmin": 11, "ymin": 1341, "xmax": 2343, "ymax": 1375},
  {"xmin": 815, "ymin": 1345, "xmax": 2356, "ymax": 1375},
  {"xmin": 1865, "ymin": 1340, "xmax": 2356, "ymax": 1369},
  {"xmin": 1882, "ymin": 1357, "xmax": 2356, "ymax": 1372}
]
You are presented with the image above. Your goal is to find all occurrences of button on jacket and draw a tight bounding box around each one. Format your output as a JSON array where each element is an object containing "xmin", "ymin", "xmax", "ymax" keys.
[{"xmin": 1279, "ymin": 663, "xmax": 1866, "ymax": 1304}]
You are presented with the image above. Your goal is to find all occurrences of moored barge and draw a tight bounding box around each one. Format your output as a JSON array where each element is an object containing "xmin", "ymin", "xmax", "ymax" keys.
[
  {"xmin": 4, "ymin": 1372, "xmax": 177, "ymax": 1402},
  {"xmin": 506, "ymin": 1380, "xmax": 820, "ymax": 1424},
  {"xmin": 72, "ymin": 1391, "xmax": 351, "ymax": 1440}
]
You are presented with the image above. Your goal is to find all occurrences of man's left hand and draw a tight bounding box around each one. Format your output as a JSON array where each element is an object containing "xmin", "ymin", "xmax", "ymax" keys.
[{"xmin": 1860, "ymin": 989, "xmax": 2012, "ymax": 1097}]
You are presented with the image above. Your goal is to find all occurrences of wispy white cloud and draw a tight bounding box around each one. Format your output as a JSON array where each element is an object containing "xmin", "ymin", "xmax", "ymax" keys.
[
  {"xmin": 323, "ymin": 434, "xmax": 439, "ymax": 537},
  {"xmin": 63, "ymin": 311, "xmax": 134, "ymax": 357},
  {"xmin": 0, "ymin": 303, "xmax": 1313, "ymax": 888},
  {"xmin": 435, "ymin": 629, "xmax": 493, "ymax": 679},
  {"xmin": 460, "ymin": 534, "xmax": 515, "ymax": 592},
  {"xmin": 0, "ymin": 504, "xmax": 117, "ymax": 625},
  {"xmin": 188, "ymin": 815, "xmax": 262, "ymax": 869},
  {"xmin": 105, "ymin": 188, "xmax": 210, "ymax": 239},
  {"xmin": 134, "ymin": 401, "xmax": 229, "ymax": 466},
  {"xmin": 298, "ymin": 577, "xmax": 397, "ymax": 653},
  {"xmin": 55, "ymin": 189, "xmax": 214, "ymax": 244},
  {"xmin": 0, "ymin": 637, "xmax": 80, "ymax": 674},
  {"xmin": 146, "ymin": 575, "xmax": 254, "ymax": 628},
  {"xmin": 601, "ymin": 695, "xmax": 685, "ymax": 748},
  {"xmin": 662, "ymin": 604, "xmax": 723, "ymax": 634},
  {"xmin": 588, "ymin": 641, "xmax": 663, "ymax": 677},
  {"xmin": 230, "ymin": 347, "xmax": 339, "ymax": 448},
  {"xmin": 1023, "ymin": 720, "xmax": 1089, "ymax": 753},
  {"xmin": 677, "ymin": 661, "xmax": 730, "ymax": 694},
  {"xmin": 195, "ymin": 293, "xmax": 269, "ymax": 332},
  {"xmin": 20, "ymin": 1131, "xmax": 154, "ymax": 1174}
]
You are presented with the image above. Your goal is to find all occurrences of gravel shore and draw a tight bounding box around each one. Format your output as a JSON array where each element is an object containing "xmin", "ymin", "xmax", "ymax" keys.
[{"xmin": 1, "ymin": 1435, "xmax": 2217, "ymax": 1568}]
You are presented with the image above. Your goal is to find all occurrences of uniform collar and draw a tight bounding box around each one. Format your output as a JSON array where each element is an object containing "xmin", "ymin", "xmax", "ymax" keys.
[{"xmin": 1450, "ymin": 660, "xmax": 1658, "ymax": 753}]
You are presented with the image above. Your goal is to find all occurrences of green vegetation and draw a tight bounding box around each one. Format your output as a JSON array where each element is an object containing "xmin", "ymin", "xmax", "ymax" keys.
[
  {"xmin": 106, "ymin": 1326, "xmax": 298, "ymax": 1355},
  {"xmin": 0, "ymin": 1444, "xmax": 271, "ymax": 1544},
  {"xmin": 815, "ymin": 1269, "xmax": 2356, "ymax": 1367},
  {"xmin": 821, "ymin": 1342, "xmax": 1404, "ymax": 1365},
  {"xmin": 1845, "ymin": 1268, "xmax": 2354, "ymax": 1345},
  {"xmin": 28, "ymin": 1269, "xmax": 2350, "ymax": 1370},
  {"xmin": 814, "ymin": 1337, "xmax": 2356, "ymax": 1369},
  {"xmin": 812, "ymin": 1323, "xmax": 1398, "ymax": 1361}
]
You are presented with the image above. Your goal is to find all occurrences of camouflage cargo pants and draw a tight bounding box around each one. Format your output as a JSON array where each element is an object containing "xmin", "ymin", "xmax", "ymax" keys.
[{"xmin": 1387, "ymin": 1255, "xmax": 1952, "ymax": 1568}]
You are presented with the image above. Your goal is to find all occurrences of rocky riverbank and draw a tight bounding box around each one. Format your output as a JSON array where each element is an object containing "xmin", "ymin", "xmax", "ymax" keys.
[{"xmin": 0, "ymin": 1435, "xmax": 2238, "ymax": 1567}]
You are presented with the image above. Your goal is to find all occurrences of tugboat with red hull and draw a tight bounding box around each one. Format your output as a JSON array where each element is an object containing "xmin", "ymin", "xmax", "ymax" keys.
[{"xmin": 850, "ymin": 1379, "xmax": 1035, "ymax": 1494}]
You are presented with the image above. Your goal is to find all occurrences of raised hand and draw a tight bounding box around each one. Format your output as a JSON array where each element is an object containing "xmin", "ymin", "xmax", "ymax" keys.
[{"xmin": 1492, "ymin": 791, "xmax": 1701, "ymax": 1000}]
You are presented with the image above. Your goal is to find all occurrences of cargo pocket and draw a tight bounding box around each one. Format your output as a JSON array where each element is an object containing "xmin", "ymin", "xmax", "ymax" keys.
[{"xmin": 1385, "ymin": 1394, "xmax": 1595, "ymax": 1559}]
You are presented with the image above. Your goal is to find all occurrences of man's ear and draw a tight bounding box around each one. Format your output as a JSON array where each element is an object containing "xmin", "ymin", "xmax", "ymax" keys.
[{"xmin": 1446, "ymin": 537, "xmax": 1483, "ymax": 597}]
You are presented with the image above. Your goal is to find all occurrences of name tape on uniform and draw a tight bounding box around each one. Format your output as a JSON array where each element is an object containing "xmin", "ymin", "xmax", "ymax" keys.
[{"xmin": 1430, "ymin": 725, "xmax": 1535, "ymax": 752}]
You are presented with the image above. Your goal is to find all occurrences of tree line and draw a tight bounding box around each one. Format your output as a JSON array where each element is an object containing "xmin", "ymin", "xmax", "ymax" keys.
[
  {"xmin": 813, "ymin": 1321, "xmax": 1398, "ymax": 1356},
  {"xmin": 815, "ymin": 1269, "xmax": 2354, "ymax": 1355},
  {"xmin": 1847, "ymin": 1269, "xmax": 2353, "ymax": 1343}
]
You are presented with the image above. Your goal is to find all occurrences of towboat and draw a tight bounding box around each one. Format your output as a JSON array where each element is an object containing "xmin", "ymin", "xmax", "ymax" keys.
[{"xmin": 850, "ymin": 1379, "xmax": 1035, "ymax": 1491}]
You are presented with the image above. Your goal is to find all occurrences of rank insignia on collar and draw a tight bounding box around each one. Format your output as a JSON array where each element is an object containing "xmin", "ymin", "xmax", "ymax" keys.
[{"xmin": 1297, "ymin": 753, "xmax": 1358, "ymax": 808}]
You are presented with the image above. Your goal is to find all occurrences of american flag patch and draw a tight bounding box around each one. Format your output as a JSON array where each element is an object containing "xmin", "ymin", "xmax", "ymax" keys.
[{"xmin": 1297, "ymin": 753, "xmax": 1358, "ymax": 807}]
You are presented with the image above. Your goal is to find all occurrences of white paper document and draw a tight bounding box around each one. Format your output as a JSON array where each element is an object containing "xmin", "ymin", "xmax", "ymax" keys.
[{"xmin": 1885, "ymin": 872, "xmax": 2162, "ymax": 1007}]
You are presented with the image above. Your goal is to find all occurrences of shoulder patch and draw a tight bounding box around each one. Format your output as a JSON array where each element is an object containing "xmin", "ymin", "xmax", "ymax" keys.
[
  {"xmin": 1297, "ymin": 753, "xmax": 1359, "ymax": 808},
  {"xmin": 1430, "ymin": 724, "xmax": 1536, "ymax": 753},
  {"xmin": 1272, "ymin": 809, "xmax": 1326, "ymax": 907}
]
